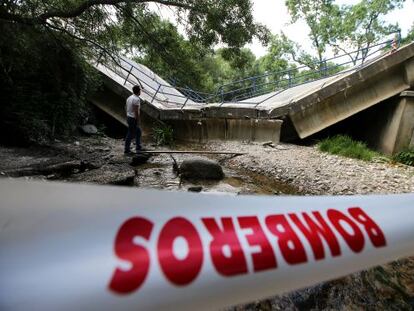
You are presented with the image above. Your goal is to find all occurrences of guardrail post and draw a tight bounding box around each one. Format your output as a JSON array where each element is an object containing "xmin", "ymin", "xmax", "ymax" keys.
[
  {"xmin": 322, "ymin": 60, "xmax": 328, "ymax": 77},
  {"xmin": 392, "ymin": 30, "xmax": 401, "ymax": 52},
  {"xmin": 288, "ymin": 72, "xmax": 292, "ymax": 87},
  {"xmin": 96, "ymin": 52, "xmax": 104, "ymax": 65},
  {"xmin": 151, "ymin": 84, "xmax": 161, "ymax": 104},
  {"xmin": 124, "ymin": 66, "xmax": 133, "ymax": 85},
  {"xmin": 181, "ymin": 98, "xmax": 189, "ymax": 109},
  {"xmin": 252, "ymin": 78, "xmax": 257, "ymax": 96}
]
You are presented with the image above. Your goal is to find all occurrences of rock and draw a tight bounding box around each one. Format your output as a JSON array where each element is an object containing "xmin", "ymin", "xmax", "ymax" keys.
[
  {"xmin": 74, "ymin": 141, "xmax": 80, "ymax": 146},
  {"xmin": 275, "ymin": 145, "xmax": 288, "ymax": 150},
  {"xmin": 130, "ymin": 153, "xmax": 151, "ymax": 166},
  {"xmin": 262, "ymin": 141, "xmax": 275, "ymax": 148},
  {"xmin": 180, "ymin": 159, "xmax": 224, "ymax": 180},
  {"xmin": 80, "ymin": 124, "xmax": 98, "ymax": 135},
  {"xmin": 188, "ymin": 186, "xmax": 203, "ymax": 192},
  {"xmin": 109, "ymin": 175, "xmax": 135, "ymax": 186}
]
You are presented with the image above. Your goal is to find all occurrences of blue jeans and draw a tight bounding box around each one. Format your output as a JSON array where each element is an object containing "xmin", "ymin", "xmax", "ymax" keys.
[{"xmin": 125, "ymin": 116, "xmax": 142, "ymax": 152}]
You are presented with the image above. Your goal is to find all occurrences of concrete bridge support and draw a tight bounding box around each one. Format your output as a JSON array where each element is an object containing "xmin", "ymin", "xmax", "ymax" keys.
[
  {"xmin": 168, "ymin": 119, "xmax": 282, "ymax": 144},
  {"xmin": 288, "ymin": 51, "xmax": 414, "ymax": 139},
  {"xmin": 90, "ymin": 86, "xmax": 283, "ymax": 144},
  {"xmin": 374, "ymin": 91, "xmax": 414, "ymax": 155}
]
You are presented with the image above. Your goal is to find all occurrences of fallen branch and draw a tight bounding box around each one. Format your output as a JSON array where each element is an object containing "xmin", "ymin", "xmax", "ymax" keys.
[
  {"xmin": 140, "ymin": 150, "xmax": 246, "ymax": 155},
  {"xmin": 3, "ymin": 160, "xmax": 101, "ymax": 177}
]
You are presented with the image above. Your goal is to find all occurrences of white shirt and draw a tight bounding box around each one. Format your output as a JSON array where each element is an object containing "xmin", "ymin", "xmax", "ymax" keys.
[{"xmin": 126, "ymin": 94, "xmax": 140, "ymax": 118}]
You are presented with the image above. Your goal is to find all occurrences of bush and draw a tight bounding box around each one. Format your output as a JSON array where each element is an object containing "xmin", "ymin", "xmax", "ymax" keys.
[
  {"xmin": 153, "ymin": 123, "xmax": 174, "ymax": 146},
  {"xmin": 393, "ymin": 148, "xmax": 414, "ymax": 166},
  {"xmin": 0, "ymin": 22, "xmax": 100, "ymax": 145},
  {"xmin": 318, "ymin": 135, "xmax": 377, "ymax": 161}
]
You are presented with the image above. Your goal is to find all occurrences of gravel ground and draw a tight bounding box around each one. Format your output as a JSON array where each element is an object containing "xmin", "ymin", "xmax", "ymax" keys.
[
  {"xmin": 206, "ymin": 140, "xmax": 414, "ymax": 310},
  {"xmin": 1, "ymin": 137, "xmax": 413, "ymax": 310},
  {"xmin": 208, "ymin": 141, "xmax": 414, "ymax": 195}
]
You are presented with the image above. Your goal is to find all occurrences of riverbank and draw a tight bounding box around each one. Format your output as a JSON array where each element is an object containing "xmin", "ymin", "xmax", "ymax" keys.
[{"xmin": 209, "ymin": 141, "xmax": 414, "ymax": 195}]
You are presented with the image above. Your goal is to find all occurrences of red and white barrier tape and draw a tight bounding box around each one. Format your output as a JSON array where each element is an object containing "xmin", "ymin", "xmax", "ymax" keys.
[{"xmin": 0, "ymin": 180, "xmax": 413, "ymax": 311}]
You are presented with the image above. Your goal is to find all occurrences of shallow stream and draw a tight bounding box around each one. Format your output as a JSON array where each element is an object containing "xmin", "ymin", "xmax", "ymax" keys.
[{"xmin": 131, "ymin": 154, "xmax": 300, "ymax": 196}]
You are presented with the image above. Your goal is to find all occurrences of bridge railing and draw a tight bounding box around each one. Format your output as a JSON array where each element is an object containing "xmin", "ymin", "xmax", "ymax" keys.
[
  {"xmin": 95, "ymin": 31, "xmax": 400, "ymax": 107},
  {"xmin": 96, "ymin": 54, "xmax": 210, "ymax": 108},
  {"xmin": 212, "ymin": 32, "xmax": 401, "ymax": 105}
]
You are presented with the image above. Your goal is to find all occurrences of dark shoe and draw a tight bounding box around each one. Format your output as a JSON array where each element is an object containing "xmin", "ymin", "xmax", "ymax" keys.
[{"xmin": 124, "ymin": 151, "xmax": 134, "ymax": 156}]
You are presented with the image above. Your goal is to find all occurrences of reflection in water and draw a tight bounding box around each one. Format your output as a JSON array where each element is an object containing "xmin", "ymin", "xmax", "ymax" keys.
[{"xmin": 133, "ymin": 161, "xmax": 301, "ymax": 195}]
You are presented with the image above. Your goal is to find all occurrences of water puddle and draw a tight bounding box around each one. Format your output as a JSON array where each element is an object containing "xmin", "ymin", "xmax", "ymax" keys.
[{"xmin": 133, "ymin": 160, "xmax": 301, "ymax": 196}]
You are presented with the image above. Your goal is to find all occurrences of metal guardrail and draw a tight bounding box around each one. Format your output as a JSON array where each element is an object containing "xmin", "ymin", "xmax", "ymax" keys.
[
  {"xmin": 214, "ymin": 32, "xmax": 401, "ymax": 105},
  {"xmin": 95, "ymin": 31, "xmax": 401, "ymax": 107}
]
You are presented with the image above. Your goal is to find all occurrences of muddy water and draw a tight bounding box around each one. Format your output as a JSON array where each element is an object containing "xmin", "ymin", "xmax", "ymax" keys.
[{"xmin": 133, "ymin": 156, "xmax": 300, "ymax": 195}]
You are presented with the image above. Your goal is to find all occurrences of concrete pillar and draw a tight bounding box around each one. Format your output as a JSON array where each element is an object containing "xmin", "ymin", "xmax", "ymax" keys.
[
  {"xmin": 253, "ymin": 119, "xmax": 283, "ymax": 143},
  {"xmin": 226, "ymin": 119, "xmax": 254, "ymax": 141},
  {"xmin": 376, "ymin": 91, "xmax": 414, "ymax": 155}
]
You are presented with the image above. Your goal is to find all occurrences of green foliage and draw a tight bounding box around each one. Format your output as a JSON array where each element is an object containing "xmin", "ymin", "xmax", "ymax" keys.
[
  {"xmin": 153, "ymin": 123, "xmax": 174, "ymax": 147},
  {"xmin": 285, "ymin": 0, "xmax": 338, "ymax": 63},
  {"xmin": 393, "ymin": 148, "xmax": 414, "ymax": 166},
  {"xmin": 336, "ymin": 0, "xmax": 403, "ymax": 60},
  {"xmin": 1, "ymin": 0, "xmax": 266, "ymax": 56},
  {"xmin": 0, "ymin": 22, "xmax": 100, "ymax": 145},
  {"xmin": 402, "ymin": 23, "xmax": 414, "ymax": 45},
  {"xmin": 318, "ymin": 135, "xmax": 378, "ymax": 161},
  {"xmin": 285, "ymin": 0, "xmax": 403, "ymax": 67},
  {"xmin": 1, "ymin": 0, "xmax": 268, "ymax": 104}
]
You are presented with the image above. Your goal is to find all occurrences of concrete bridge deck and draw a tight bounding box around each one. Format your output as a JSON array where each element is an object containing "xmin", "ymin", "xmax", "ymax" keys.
[{"xmin": 91, "ymin": 42, "xmax": 414, "ymax": 152}]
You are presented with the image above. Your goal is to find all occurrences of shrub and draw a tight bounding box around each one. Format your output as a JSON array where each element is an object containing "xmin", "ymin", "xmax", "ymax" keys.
[
  {"xmin": 393, "ymin": 148, "xmax": 414, "ymax": 166},
  {"xmin": 153, "ymin": 123, "xmax": 174, "ymax": 146},
  {"xmin": 0, "ymin": 22, "xmax": 100, "ymax": 145},
  {"xmin": 318, "ymin": 135, "xmax": 377, "ymax": 161}
]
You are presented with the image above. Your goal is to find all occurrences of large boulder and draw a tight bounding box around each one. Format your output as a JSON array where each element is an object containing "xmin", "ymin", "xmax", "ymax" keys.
[{"xmin": 179, "ymin": 159, "xmax": 224, "ymax": 180}]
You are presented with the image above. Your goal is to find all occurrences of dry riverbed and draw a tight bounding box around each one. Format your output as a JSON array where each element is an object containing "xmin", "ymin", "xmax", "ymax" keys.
[
  {"xmin": 209, "ymin": 141, "xmax": 414, "ymax": 195},
  {"xmin": 1, "ymin": 136, "xmax": 413, "ymax": 310}
]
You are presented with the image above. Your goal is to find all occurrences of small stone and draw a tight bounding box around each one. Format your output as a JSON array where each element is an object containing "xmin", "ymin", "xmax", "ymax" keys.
[
  {"xmin": 74, "ymin": 141, "xmax": 80, "ymax": 146},
  {"xmin": 262, "ymin": 141, "xmax": 275, "ymax": 148},
  {"xmin": 80, "ymin": 124, "xmax": 98, "ymax": 135},
  {"xmin": 188, "ymin": 186, "xmax": 203, "ymax": 192}
]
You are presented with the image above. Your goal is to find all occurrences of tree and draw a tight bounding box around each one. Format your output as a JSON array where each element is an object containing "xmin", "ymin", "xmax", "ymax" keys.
[
  {"xmin": 284, "ymin": 0, "xmax": 404, "ymax": 67},
  {"xmin": 285, "ymin": 0, "xmax": 339, "ymax": 66},
  {"xmin": 256, "ymin": 34, "xmax": 297, "ymax": 89},
  {"xmin": 0, "ymin": 0, "xmax": 267, "ymax": 51},
  {"xmin": 0, "ymin": 21, "xmax": 99, "ymax": 144},
  {"xmin": 331, "ymin": 0, "xmax": 404, "ymax": 64},
  {"xmin": 402, "ymin": 23, "xmax": 414, "ymax": 45},
  {"xmin": 0, "ymin": 0, "xmax": 267, "ymax": 143}
]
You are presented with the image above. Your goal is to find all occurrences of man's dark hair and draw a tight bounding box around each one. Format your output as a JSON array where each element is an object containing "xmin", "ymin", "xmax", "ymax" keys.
[{"xmin": 132, "ymin": 85, "xmax": 141, "ymax": 95}]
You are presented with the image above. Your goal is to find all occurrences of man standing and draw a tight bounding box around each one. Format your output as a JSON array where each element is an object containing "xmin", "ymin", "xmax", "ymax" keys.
[{"xmin": 124, "ymin": 85, "xmax": 142, "ymax": 154}]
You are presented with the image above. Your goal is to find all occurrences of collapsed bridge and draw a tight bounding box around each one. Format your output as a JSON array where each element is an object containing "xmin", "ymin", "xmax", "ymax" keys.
[{"xmin": 90, "ymin": 40, "xmax": 414, "ymax": 155}]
